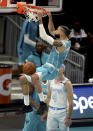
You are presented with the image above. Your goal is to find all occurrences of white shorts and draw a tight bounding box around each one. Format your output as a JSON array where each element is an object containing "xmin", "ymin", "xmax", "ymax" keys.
[{"xmin": 47, "ymin": 108, "xmax": 69, "ymax": 131}]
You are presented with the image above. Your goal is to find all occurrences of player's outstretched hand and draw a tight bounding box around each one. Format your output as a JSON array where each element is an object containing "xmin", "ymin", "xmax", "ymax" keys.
[{"xmin": 47, "ymin": 11, "xmax": 52, "ymax": 17}]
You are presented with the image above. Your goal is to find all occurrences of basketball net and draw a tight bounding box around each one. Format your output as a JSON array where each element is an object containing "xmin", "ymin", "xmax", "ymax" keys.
[{"xmin": 17, "ymin": 2, "xmax": 49, "ymax": 22}]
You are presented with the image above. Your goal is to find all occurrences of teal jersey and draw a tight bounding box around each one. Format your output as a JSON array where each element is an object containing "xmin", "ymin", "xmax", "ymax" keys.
[
  {"xmin": 27, "ymin": 51, "xmax": 49, "ymax": 67},
  {"xmin": 41, "ymin": 52, "xmax": 49, "ymax": 65},
  {"xmin": 26, "ymin": 51, "xmax": 41, "ymax": 67},
  {"xmin": 17, "ymin": 20, "xmax": 39, "ymax": 64},
  {"xmin": 47, "ymin": 40, "xmax": 71, "ymax": 68},
  {"xmin": 22, "ymin": 81, "xmax": 48, "ymax": 131}
]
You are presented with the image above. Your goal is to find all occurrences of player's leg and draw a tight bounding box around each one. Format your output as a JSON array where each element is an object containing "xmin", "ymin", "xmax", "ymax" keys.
[
  {"xmin": 23, "ymin": 66, "xmax": 49, "ymax": 100},
  {"xmin": 22, "ymin": 111, "xmax": 46, "ymax": 131},
  {"xmin": 19, "ymin": 72, "xmax": 46, "ymax": 113},
  {"xmin": 30, "ymin": 73, "xmax": 48, "ymax": 114},
  {"xmin": 47, "ymin": 109, "xmax": 58, "ymax": 131},
  {"xmin": 31, "ymin": 66, "xmax": 55, "ymax": 114},
  {"xmin": 19, "ymin": 75, "xmax": 33, "ymax": 112},
  {"xmin": 20, "ymin": 64, "xmax": 58, "ymax": 114},
  {"xmin": 58, "ymin": 111, "xmax": 69, "ymax": 131},
  {"xmin": 19, "ymin": 66, "xmax": 49, "ymax": 114}
]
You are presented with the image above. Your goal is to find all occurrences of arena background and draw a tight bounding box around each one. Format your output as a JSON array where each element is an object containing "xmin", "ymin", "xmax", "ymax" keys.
[{"xmin": 0, "ymin": 0, "xmax": 93, "ymax": 131}]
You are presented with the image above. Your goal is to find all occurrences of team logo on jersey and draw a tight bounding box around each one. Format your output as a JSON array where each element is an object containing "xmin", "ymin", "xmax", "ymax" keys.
[{"xmin": 52, "ymin": 93, "xmax": 57, "ymax": 102}]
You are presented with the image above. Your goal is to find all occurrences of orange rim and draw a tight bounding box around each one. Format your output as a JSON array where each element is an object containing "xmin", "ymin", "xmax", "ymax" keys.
[{"xmin": 17, "ymin": 2, "xmax": 49, "ymax": 15}]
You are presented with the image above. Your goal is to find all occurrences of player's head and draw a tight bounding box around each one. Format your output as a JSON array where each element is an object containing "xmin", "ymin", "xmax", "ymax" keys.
[
  {"xmin": 58, "ymin": 64, "xmax": 65, "ymax": 76},
  {"xmin": 61, "ymin": 64, "xmax": 65, "ymax": 73},
  {"xmin": 61, "ymin": 64, "xmax": 66, "ymax": 70},
  {"xmin": 36, "ymin": 42, "xmax": 44, "ymax": 54},
  {"xmin": 53, "ymin": 26, "xmax": 71, "ymax": 40}
]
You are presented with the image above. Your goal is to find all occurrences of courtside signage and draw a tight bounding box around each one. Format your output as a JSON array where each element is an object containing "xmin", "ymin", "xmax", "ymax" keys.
[{"xmin": 72, "ymin": 84, "xmax": 93, "ymax": 119}]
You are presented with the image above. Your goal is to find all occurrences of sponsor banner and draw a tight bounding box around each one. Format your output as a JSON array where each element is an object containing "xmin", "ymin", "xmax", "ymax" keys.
[{"xmin": 72, "ymin": 84, "xmax": 93, "ymax": 119}]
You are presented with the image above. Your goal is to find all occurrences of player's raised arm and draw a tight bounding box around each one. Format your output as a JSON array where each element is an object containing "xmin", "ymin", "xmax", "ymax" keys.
[
  {"xmin": 38, "ymin": 14, "xmax": 54, "ymax": 45},
  {"xmin": 47, "ymin": 12, "xmax": 56, "ymax": 36}
]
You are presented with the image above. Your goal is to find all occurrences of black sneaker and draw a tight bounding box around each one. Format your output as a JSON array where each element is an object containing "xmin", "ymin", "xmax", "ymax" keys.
[
  {"xmin": 36, "ymin": 102, "xmax": 48, "ymax": 115},
  {"xmin": 22, "ymin": 105, "xmax": 33, "ymax": 113}
]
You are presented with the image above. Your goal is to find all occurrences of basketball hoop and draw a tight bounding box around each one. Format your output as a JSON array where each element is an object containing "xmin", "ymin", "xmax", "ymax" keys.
[{"xmin": 17, "ymin": 2, "xmax": 49, "ymax": 22}]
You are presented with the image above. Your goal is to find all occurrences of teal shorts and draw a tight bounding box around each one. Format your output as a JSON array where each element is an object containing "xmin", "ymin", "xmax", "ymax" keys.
[
  {"xmin": 22, "ymin": 111, "xmax": 46, "ymax": 131},
  {"xmin": 36, "ymin": 64, "xmax": 59, "ymax": 81}
]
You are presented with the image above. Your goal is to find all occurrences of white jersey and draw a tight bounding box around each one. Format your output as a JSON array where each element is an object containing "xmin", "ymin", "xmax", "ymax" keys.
[{"xmin": 49, "ymin": 77, "xmax": 69, "ymax": 108}]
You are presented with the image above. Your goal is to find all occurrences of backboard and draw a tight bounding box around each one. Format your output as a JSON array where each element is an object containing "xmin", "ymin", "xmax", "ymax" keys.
[{"xmin": 0, "ymin": 0, "xmax": 63, "ymax": 13}]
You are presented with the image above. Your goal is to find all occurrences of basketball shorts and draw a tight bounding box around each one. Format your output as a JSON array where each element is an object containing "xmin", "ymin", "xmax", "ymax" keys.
[
  {"xmin": 36, "ymin": 64, "xmax": 59, "ymax": 81},
  {"xmin": 47, "ymin": 108, "xmax": 69, "ymax": 131}
]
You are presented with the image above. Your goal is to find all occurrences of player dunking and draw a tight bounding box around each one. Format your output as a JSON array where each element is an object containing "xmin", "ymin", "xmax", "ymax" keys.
[{"xmin": 19, "ymin": 12, "xmax": 71, "ymax": 113}]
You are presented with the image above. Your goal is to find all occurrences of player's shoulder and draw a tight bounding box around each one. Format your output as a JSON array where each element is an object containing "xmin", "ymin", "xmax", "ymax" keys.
[
  {"xmin": 62, "ymin": 40, "xmax": 70, "ymax": 43},
  {"xmin": 64, "ymin": 80, "xmax": 72, "ymax": 90},
  {"xmin": 62, "ymin": 40, "xmax": 71, "ymax": 48},
  {"xmin": 66, "ymin": 80, "xmax": 72, "ymax": 85},
  {"xmin": 64, "ymin": 77, "xmax": 72, "ymax": 86}
]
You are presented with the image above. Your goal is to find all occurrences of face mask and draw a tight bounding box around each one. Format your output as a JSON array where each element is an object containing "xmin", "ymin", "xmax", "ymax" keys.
[{"xmin": 54, "ymin": 34, "xmax": 60, "ymax": 39}]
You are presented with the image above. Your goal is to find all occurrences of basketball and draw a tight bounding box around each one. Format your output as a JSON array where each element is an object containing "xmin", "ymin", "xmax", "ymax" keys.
[{"xmin": 23, "ymin": 62, "xmax": 36, "ymax": 75}]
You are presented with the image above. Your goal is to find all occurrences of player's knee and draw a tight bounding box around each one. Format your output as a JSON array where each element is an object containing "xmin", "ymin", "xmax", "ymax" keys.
[
  {"xmin": 19, "ymin": 75, "xmax": 27, "ymax": 84},
  {"xmin": 22, "ymin": 85, "xmax": 29, "ymax": 94},
  {"xmin": 29, "ymin": 84, "xmax": 34, "ymax": 94},
  {"xmin": 31, "ymin": 74, "xmax": 39, "ymax": 83}
]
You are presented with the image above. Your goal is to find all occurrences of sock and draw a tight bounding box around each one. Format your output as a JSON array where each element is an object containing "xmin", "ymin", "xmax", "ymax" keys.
[
  {"xmin": 24, "ymin": 95, "xmax": 29, "ymax": 106},
  {"xmin": 38, "ymin": 92, "xmax": 45, "ymax": 102}
]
